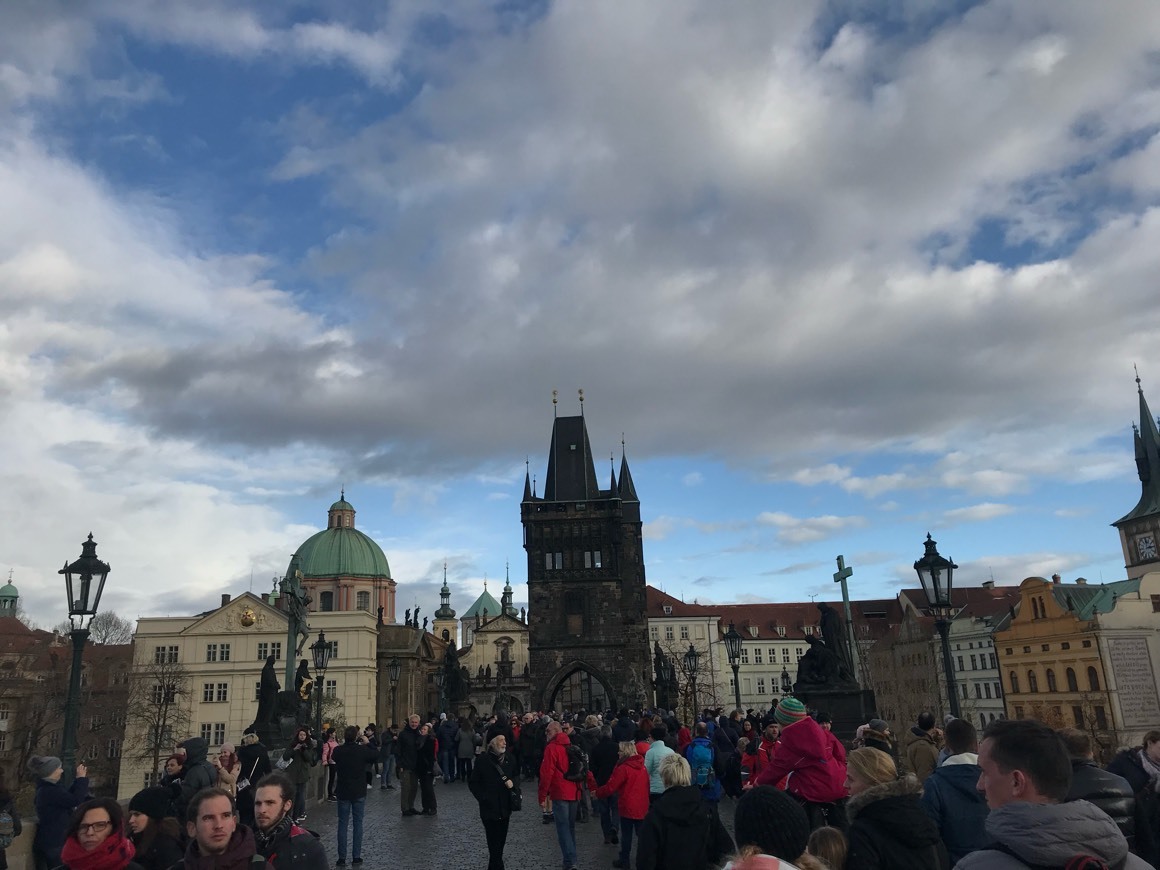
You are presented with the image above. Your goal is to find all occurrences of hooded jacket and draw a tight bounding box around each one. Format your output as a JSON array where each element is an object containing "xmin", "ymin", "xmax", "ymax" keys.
[
  {"xmin": 919, "ymin": 752, "xmax": 989, "ymax": 865},
  {"xmin": 589, "ymin": 735, "xmax": 619, "ymax": 787},
  {"xmin": 591, "ymin": 754, "xmax": 649, "ymax": 820},
  {"xmin": 903, "ymin": 727, "xmax": 939, "ymax": 783},
  {"xmin": 752, "ymin": 717, "xmax": 846, "ymax": 803},
  {"xmin": 846, "ymin": 776, "xmax": 949, "ymax": 870},
  {"xmin": 644, "ymin": 740, "xmax": 676, "ymax": 795},
  {"xmin": 538, "ymin": 731, "xmax": 581, "ymax": 804},
  {"xmin": 636, "ymin": 785, "xmax": 733, "ymax": 870},
  {"xmin": 33, "ymin": 775, "xmax": 89, "ymax": 862},
  {"xmin": 175, "ymin": 739, "xmax": 217, "ymax": 823},
  {"xmin": 953, "ymin": 800, "xmax": 1153, "ymax": 870},
  {"xmin": 254, "ymin": 814, "xmax": 327, "ymax": 870}
]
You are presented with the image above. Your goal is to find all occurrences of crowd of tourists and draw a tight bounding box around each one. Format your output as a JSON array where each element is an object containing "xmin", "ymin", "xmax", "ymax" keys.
[{"xmin": 9, "ymin": 700, "xmax": 1160, "ymax": 870}]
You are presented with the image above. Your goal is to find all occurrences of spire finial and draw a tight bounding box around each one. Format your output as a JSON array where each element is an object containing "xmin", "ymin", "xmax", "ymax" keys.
[
  {"xmin": 1136, "ymin": 364, "xmax": 1143, "ymax": 393},
  {"xmin": 505, "ymin": 560, "xmax": 510, "ymax": 582},
  {"xmin": 443, "ymin": 560, "xmax": 447, "ymax": 582},
  {"xmin": 341, "ymin": 485, "xmax": 344, "ymax": 500},
  {"xmin": 621, "ymin": 432, "xmax": 626, "ymax": 458},
  {"xmin": 483, "ymin": 574, "xmax": 487, "ymax": 591},
  {"xmin": 552, "ymin": 389, "xmax": 558, "ymax": 418},
  {"xmin": 578, "ymin": 388, "xmax": 584, "ymax": 415},
  {"xmin": 533, "ymin": 474, "xmax": 537, "ymax": 497}
]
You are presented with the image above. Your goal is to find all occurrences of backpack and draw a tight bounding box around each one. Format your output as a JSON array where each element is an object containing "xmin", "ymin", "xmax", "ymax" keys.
[
  {"xmin": 686, "ymin": 740, "xmax": 718, "ymax": 790},
  {"xmin": 563, "ymin": 744, "xmax": 589, "ymax": 782},
  {"xmin": 0, "ymin": 803, "xmax": 18, "ymax": 849}
]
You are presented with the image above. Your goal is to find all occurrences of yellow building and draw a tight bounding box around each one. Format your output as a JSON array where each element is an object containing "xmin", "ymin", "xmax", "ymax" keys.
[{"xmin": 117, "ymin": 592, "xmax": 380, "ymax": 798}]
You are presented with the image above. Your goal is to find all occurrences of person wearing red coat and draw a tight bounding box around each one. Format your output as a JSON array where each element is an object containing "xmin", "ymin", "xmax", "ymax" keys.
[
  {"xmin": 676, "ymin": 726, "xmax": 692, "ymax": 754},
  {"xmin": 589, "ymin": 743, "xmax": 650, "ymax": 870},
  {"xmin": 752, "ymin": 698, "xmax": 847, "ymax": 830},
  {"xmin": 538, "ymin": 721, "xmax": 581, "ymax": 870}
]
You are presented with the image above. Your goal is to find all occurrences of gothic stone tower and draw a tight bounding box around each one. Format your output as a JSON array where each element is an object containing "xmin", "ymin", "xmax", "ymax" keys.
[
  {"xmin": 522, "ymin": 409, "xmax": 650, "ymax": 712},
  {"xmin": 1113, "ymin": 375, "xmax": 1160, "ymax": 573}
]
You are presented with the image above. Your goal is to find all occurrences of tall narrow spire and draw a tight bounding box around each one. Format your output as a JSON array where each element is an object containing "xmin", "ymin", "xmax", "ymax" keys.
[
  {"xmin": 435, "ymin": 560, "xmax": 455, "ymax": 618},
  {"xmin": 501, "ymin": 560, "xmax": 517, "ymax": 617},
  {"xmin": 543, "ymin": 409, "xmax": 600, "ymax": 501},
  {"xmin": 523, "ymin": 457, "xmax": 533, "ymax": 501},
  {"xmin": 1115, "ymin": 373, "xmax": 1160, "ymax": 526},
  {"xmin": 609, "ymin": 452, "xmax": 617, "ymax": 493},
  {"xmin": 618, "ymin": 437, "xmax": 639, "ymax": 502}
]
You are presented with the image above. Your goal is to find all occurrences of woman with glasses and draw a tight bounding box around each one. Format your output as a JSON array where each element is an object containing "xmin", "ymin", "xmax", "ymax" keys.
[{"xmin": 56, "ymin": 798, "xmax": 144, "ymax": 870}]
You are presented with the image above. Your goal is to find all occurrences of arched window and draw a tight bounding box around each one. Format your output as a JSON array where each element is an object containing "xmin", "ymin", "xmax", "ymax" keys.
[
  {"xmin": 1046, "ymin": 669, "xmax": 1057, "ymax": 692},
  {"xmin": 1066, "ymin": 668, "xmax": 1078, "ymax": 692},
  {"xmin": 356, "ymin": 591, "xmax": 371, "ymax": 611},
  {"xmin": 1088, "ymin": 666, "xmax": 1100, "ymax": 691},
  {"xmin": 1031, "ymin": 599, "xmax": 1041, "ymax": 619},
  {"xmin": 1039, "ymin": 596, "xmax": 1047, "ymax": 616},
  {"xmin": 319, "ymin": 591, "xmax": 334, "ymax": 612},
  {"xmin": 1028, "ymin": 670, "xmax": 1039, "ymax": 693},
  {"xmin": 1010, "ymin": 671, "xmax": 1020, "ymax": 693}
]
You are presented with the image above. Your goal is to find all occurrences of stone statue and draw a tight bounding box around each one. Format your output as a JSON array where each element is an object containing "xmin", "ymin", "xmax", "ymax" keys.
[
  {"xmin": 478, "ymin": 665, "xmax": 485, "ymax": 678},
  {"xmin": 422, "ymin": 616, "xmax": 428, "ymax": 631},
  {"xmin": 377, "ymin": 605, "xmax": 384, "ymax": 625},
  {"xmin": 444, "ymin": 642, "xmax": 467, "ymax": 704},
  {"xmin": 818, "ymin": 602, "xmax": 855, "ymax": 681},
  {"xmin": 795, "ymin": 635, "xmax": 856, "ymax": 690},
  {"xmin": 413, "ymin": 606, "xmax": 421, "ymax": 627},
  {"xmin": 485, "ymin": 664, "xmax": 492, "ymax": 680},
  {"xmin": 404, "ymin": 608, "xmax": 411, "ymax": 626},
  {"xmin": 253, "ymin": 655, "xmax": 280, "ymax": 728},
  {"xmin": 279, "ymin": 570, "xmax": 311, "ymax": 658},
  {"xmin": 295, "ymin": 659, "xmax": 313, "ymax": 702}
]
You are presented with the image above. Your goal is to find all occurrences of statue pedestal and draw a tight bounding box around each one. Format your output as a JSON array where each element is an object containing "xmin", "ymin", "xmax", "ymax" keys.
[{"xmin": 793, "ymin": 687, "xmax": 876, "ymax": 742}]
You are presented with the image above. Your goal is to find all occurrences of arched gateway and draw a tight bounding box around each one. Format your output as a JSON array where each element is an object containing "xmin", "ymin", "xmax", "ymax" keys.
[{"xmin": 544, "ymin": 663, "xmax": 615, "ymax": 714}]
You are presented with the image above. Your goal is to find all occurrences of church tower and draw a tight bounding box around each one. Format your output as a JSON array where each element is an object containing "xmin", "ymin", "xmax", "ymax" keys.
[
  {"xmin": 0, "ymin": 571, "xmax": 18, "ymax": 616},
  {"xmin": 1114, "ymin": 374, "xmax": 1160, "ymax": 573},
  {"xmin": 432, "ymin": 562, "xmax": 458, "ymax": 645},
  {"xmin": 521, "ymin": 392, "xmax": 650, "ymax": 711}
]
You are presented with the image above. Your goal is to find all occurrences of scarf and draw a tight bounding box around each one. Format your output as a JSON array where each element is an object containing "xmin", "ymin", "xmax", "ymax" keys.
[
  {"xmin": 254, "ymin": 812, "xmax": 294, "ymax": 855},
  {"xmin": 1139, "ymin": 748, "xmax": 1160, "ymax": 791},
  {"xmin": 60, "ymin": 830, "xmax": 137, "ymax": 870}
]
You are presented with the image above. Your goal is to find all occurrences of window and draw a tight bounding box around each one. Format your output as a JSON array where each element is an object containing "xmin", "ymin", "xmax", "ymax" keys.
[
  {"xmin": 545, "ymin": 553, "xmax": 552, "ymax": 570},
  {"xmin": 254, "ymin": 682, "xmax": 262, "ymax": 701},
  {"xmin": 357, "ymin": 591, "xmax": 371, "ymax": 611},
  {"xmin": 962, "ymin": 684, "xmax": 969, "ymax": 700},
  {"xmin": 320, "ymin": 591, "xmax": 334, "ymax": 612},
  {"xmin": 0, "ymin": 701, "xmax": 8, "ymax": 722},
  {"xmin": 776, "ymin": 625, "xmax": 786, "ymax": 637},
  {"xmin": 989, "ymin": 653, "xmax": 997, "ymax": 669},
  {"xmin": 795, "ymin": 647, "xmax": 804, "ymax": 660},
  {"xmin": 1066, "ymin": 668, "xmax": 1078, "ymax": 692},
  {"xmin": 665, "ymin": 626, "xmax": 674, "ymax": 641},
  {"xmin": 1046, "ymin": 669, "xmax": 1057, "ymax": 692},
  {"xmin": 680, "ymin": 625, "xmax": 689, "ymax": 640},
  {"xmin": 213, "ymin": 723, "xmax": 226, "ymax": 745},
  {"xmin": 1072, "ymin": 706, "xmax": 1084, "ymax": 727},
  {"xmin": 1061, "ymin": 642, "xmax": 1070, "ymax": 651},
  {"xmin": 662, "ymin": 605, "xmax": 673, "ymax": 616},
  {"xmin": 257, "ymin": 642, "xmax": 282, "ymax": 661},
  {"xmin": 326, "ymin": 641, "xmax": 339, "ymax": 659},
  {"xmin": 151, "ymin": 684, "xmax": 174, "ymax": 705},
  {"xmin": 1027, "ymin": 670, "xmax": 1039, "ymax": 693},
  {"xmin": 203, "ymin": 683, "xmax": 215, "ymax": 703},
  {"xmin": 1082, "ymin": 640, "xmax": 1092, "ymax": 648},
  {"xmin": 803, "ymin": 626, "xmax": 813, "ymax": 636},
  {"xmin": 154, "ymin": 646, "xmax": 178, "ymax": 664},
  {"xmin": 1152, "ymin": 594, "xmax": 1160, "ymax": 613},
  {"xmin": 970, "ymin": 655, "xmax": 977, "ymax": 670},
  {"xmin": 756, "ymin": 677, "xmax": 766, "ymax": 695},
  {"xmin": 325, "ymin": 679, "xmax": 337, "ymax": 698},
  {"xmin": 957, "ymin": 656, "xmax": 964, "ymax": 672},
  {"xmin": 554, "ymin": 552, "xmax": 563, "ymax": 570},
  {"xmin": 220, "ymin": 643, "xmax": 230, "ymax": 662},
  {"xmin": 984, "ymin": 683, "xmax": 992, "ymax": 699},
  {"xmin": 107, "ymin": 738, "xmax": 121, "ymax": 759},
  {"xmin": 975, "ymin": 683, "xmax": 982, "ymax": 699},
  {"xmin": 1087, "ymin": 666, "xmax": 1100, "ymax": 691},
  {"xmin": 1041, "ymin": 644, "xmax": 1050, "ymax": 652},
  {"xmin": 206, "ymin": 644, "xmax": 219, "ymax": 662},
  {"xmin": 564, "ymin": 590, "xmax": 584, "ymax": 635},
  {"xmin": 216, "ymin": 683, "xmax": 228, "ymax": 702},
  {"xmin": 1095, "ymin": 706, "xmax": 1108, "ymax": 730},
  {"xmin": 994, "ymin": 682, "xmax": 1002, "ymax": 698},
  {"xmin": 782, "ymin": 649, "xmax": 790, "ymax": 663},
  {"xmin": 754, "ymin": 648, "xmax": 763, "ymax": 664},
  {"xmin": 89, "ymin": 714, "xmax": 103, "ymax": 731},
  {"xmin": 980, "ymin": 713, "xmax": 987, "ymax": 728},
  {"xmin": 200, "ymin": 723, "xmax": 212, "ymax": 741},
  {"xmin": 740, "ymin": 648, "xmax": 749, "ymax": 664},
  {"xmin": 0, "ymin": 732, "xmax": 5, "ymax": 751},
  {"xmin": 650, "ymin": 627, "xmax": 658, "ymax": 641},
  {"xmin": 1006, "ymin": 648, "xmax": 1013, "ymax": 656}
]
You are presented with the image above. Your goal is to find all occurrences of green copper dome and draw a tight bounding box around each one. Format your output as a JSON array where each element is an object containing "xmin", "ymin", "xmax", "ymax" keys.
[
  {"xmin": 288, "ymin": 496, "xmax": 391, "ymax": 580},
  {"xmin": 463, "ymin": 587, "xmax": 502, "ymax": 619},
  {"xmin": 0, "ymin": 581, "xmax": 17, "ymax": 599}
]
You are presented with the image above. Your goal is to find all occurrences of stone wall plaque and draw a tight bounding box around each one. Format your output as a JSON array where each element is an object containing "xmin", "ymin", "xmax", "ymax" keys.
[{"xmin": 1109, "ymin": 637, "xmax": 1160, "ymax": 729}]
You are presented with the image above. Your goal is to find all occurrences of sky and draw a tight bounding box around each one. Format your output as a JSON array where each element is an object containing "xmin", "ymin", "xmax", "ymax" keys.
[{"xmin": 2, "ymin": 0, "xmax": 1160, "ymax": 631}]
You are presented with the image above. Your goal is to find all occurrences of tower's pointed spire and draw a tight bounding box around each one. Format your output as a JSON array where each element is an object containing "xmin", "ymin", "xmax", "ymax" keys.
[
  {"xmin": 618, "ymin": 435, "xmax": 639, "ymax": 502},
  {"xmin": 501, "ymin": 560, "xmax": 517, "ymax": 617},
  {"xmin": 435, "ymin": 560, "xmax": 455, "ymax": 618},
  {"xmin": 543, "ymin": 397, "xmax": 600, "ymax": 501},
  {"xmin": 1116, "ymin": 371, "xmax": 1160, "ymax": 526},
  {"xmin": 609, "ymin": 452, "xmax": 617, "ymax": 493},
  {"xmin": 523, "ymin": 458, "xmax": 533, "ymax": 501}
]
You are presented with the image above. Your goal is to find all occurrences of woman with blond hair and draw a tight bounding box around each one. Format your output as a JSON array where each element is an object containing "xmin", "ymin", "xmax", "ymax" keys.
[
  {"xmin": 589, "ymin": 741, "xmax": 650, "ymax": 869},
  {"xmin": 637, "ymin": 753, "xmax": 732, "ymax": 870},
  {"xmin": 843, "ymin": 747, "xmax": 948, "ymax": 870}
]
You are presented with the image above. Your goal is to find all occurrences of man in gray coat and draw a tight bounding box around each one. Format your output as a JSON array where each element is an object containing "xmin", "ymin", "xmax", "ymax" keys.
[{"xmin": 955, "ymin": 719, "xmax": 1151, "ymax": 869}]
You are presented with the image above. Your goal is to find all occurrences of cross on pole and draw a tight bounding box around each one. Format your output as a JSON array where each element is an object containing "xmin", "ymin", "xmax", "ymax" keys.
[{"xmin": 833, "ymin": 555, "xmax": 861, "ymax": 683}]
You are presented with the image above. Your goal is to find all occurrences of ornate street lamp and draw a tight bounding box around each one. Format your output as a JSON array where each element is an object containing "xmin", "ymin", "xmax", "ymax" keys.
[
  {"xmin": 388, "ymin": 656, "xmax": 401, "ymax": 726},
  {"xmin": 434, "ymin": 666, "xmax": 446, "ymax": 715},
  {"xmin": 780, "ymin": 667, "xmax": 793, "ymax": 696},
  {"xmin": 914, "ymin": 533, "xmax": 961, "ymax": 719},
  {"xmin": 58, "ymin": 533, "xmax": 111, "ymax": 784},
  {"xmin": 309, "ymin": 630, "xmax": 332, "ymax": 738},
  {"xmin": 723, "ymin": 621, "xmax": 743, "ymax": 713},
  {"xmin": 682, "ymin": 643, "xmax": 700, "ymax": 722}
]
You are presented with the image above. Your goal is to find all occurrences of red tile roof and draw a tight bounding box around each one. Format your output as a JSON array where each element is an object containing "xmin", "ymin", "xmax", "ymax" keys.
[
  {"xmin": 646, "ymin": 586, "xmax": 721, "ymax": 617},
  {"xmin": 899, "ymin": 584, "xmax": 1023, "ymax": 620}
]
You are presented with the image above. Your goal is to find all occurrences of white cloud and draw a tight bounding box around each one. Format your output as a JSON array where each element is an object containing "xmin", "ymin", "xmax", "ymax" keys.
[
  {"xmin": 682, "ymin": 471, "xmax": 704, "ymax": 487},
  {"xmin": 756, "ymin": 511, "xmax": 868, "ymax": 544},
  {"xmin": 942, "ymin": 502, "xmax": 1017, "ymax": 524}
]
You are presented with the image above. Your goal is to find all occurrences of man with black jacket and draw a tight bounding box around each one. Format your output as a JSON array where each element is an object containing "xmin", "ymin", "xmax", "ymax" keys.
[
  {"xmin": 173, "ymin": 737, "xmax": 217, "ymax": 824},
  {"xmin": 1060, "ymin": 728, "xmax": 1137, "ymax": 852},
  {"xmin": 332, "ymin": 726, "xmax": 379, "ymax": 866},
  {"xmin": 251, "ymin": 773, "xmax": 328, "ymax": 870},
  {"xmin": 235, "ymin": 731, "xmax": 272, "ymax": 829},
  {"xmin": 378, "ymin": 725, "xmax": 396, "ymax": 790},
  {"xmin": 396, "ymin": 714, "xmax": 422, "ymax": 815},
  {"xmin": 589, "ymin": 724, "xmax": 621, "ymax": 845}
]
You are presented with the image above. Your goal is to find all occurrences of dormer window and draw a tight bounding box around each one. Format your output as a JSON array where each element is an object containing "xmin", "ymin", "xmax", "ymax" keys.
[
  {"xmin": 663, "ymin": 605, "xmax": 672, "ymax": 615},
  {"xmin": 748, "ymin": 626, "xmax": 759, "ymax": 638},
  {"xmin": 776, "ymin": 625, "xmax": 786, "ymax": 637}
]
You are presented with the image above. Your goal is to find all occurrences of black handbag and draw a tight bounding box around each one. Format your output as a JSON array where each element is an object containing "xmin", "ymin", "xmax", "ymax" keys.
[{"xmin": 493, "ymin": 756, "xmax": 521, "ymax": 811}]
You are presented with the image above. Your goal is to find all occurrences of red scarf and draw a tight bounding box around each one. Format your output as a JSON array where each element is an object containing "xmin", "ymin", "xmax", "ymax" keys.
[{"xmin": 60, "ymin": 830, "xmax": 137, "ymax": 870}]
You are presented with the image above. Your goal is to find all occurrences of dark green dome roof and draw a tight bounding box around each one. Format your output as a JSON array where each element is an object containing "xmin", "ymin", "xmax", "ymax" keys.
[
  {"xmin": 329, "ymin": 498, "xmax": 355, "ymax": 512},
  {"xmin": 289, "ymin": 528, "xmax": 391, "ymax": 580},
  {"xmin": 0, "ymin": 582, "xmax": 17, "ymax": 598}
]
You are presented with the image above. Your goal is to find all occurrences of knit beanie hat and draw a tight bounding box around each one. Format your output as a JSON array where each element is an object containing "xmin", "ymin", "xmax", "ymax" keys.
[
  {"xmin": 129, "ymin": 786, "xmax": 172, "ymax": 821},
  {"xmin": 27, "ymin": 755, "xmax": 62, "ymax": 779},
  {"xmin": 868, "ymin": 718, "xmax": 888, "ymax": 732},
  {"xmin": 734, "ymin": 786, "xmax": 811, "ymax": 861},
  {"xmin": 774, "ymin": 697, "xmax": 808, "ymax": 727}
]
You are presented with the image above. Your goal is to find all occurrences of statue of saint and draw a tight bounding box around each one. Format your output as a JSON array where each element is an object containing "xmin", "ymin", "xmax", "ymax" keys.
[
  {"xmin": 818, "ymin": 602, "xmax": 856, "ymax": 681},
  {"xmin": 404, "ymin": 608, "xmax": 411, "ymax": 626},
  {"xmin": 422, "ymin": 616, "xmax": 428, "ymax": 631},
  {"xmin": 253, "ymin": 655, "xmax": 280, "ymax": 727},
  {"xmin": 795, "ymin": 634, "xmax": 856, "ymax": 690},
  {"xmin": 413, "ymin": 606, "xmax": 421, "ymax": 627},
  {"xmin": 295, "ymin": 659, "xmax": 313, "ymax": 702}
]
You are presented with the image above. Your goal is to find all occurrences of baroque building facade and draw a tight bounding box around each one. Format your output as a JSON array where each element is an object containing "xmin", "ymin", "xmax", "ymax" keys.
[{"xmin": 522, "ymin": 408, "xmax": 650, "ymax": 712}]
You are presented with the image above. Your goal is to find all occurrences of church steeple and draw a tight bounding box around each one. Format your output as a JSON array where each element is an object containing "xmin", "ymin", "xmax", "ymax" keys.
[
  {"xmin": 328, "ymin": 490, "xmax": 356, "ymax": 529},
  {"xmin": 523, "ymin": 459, "xmax": 533, "ymax": 502},
  {"xmin": 618, "ymin": 440, "xmax": 639, "ymax": 503},
  {"xmin": 434, "ymin": 562, "xmax": 455, "ymax": 619},
  {"xmin": 501, "ymin": 561, "xmax": 517, "ymax": 618},
  {"xmin": 1114, "ymin": 372, "xmax": 1160, "ymax": 571},
  {"xmin": 543, "ymin": 391, "xmax": 601, "ymax": 501}
]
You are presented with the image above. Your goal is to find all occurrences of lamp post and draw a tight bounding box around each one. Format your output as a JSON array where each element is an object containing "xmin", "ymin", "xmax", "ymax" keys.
[
  {"xmin": 58, "ymin": 533, "xmax": 111, "ymax": 785},
  {"xmin": 434, "ymin": 667, "xmax": 445, "ymax": 715},
  {"xmin": 723, "ymin": 621, "xmax": 743, "ymax": 713},
  {"xmin": 655, "ymin": 655, "xmax": 673, "ymax": 711},
  {"xmin": 914, "ymin": 533, "xmax": 961, "ymax": 719},
  {"xmin": 388, "ymin": 656, "xmax": 401, "ymax": 726},
  {"xmin": 780, "ymin": 667, "xmax": 793, "ymax": 696},
  {"xmin": 309, "ymin": 630, "xmax": 332, "ymax": 739},
  {"xmin": 682, "ymin": 643, "xmax": 700, "ymax": 723}
]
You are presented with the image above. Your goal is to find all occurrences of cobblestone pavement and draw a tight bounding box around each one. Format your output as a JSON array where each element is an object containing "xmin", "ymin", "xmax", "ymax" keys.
[{"xmin": 305, "ymin": 778, "xmax": 738, "ymax": 869}]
